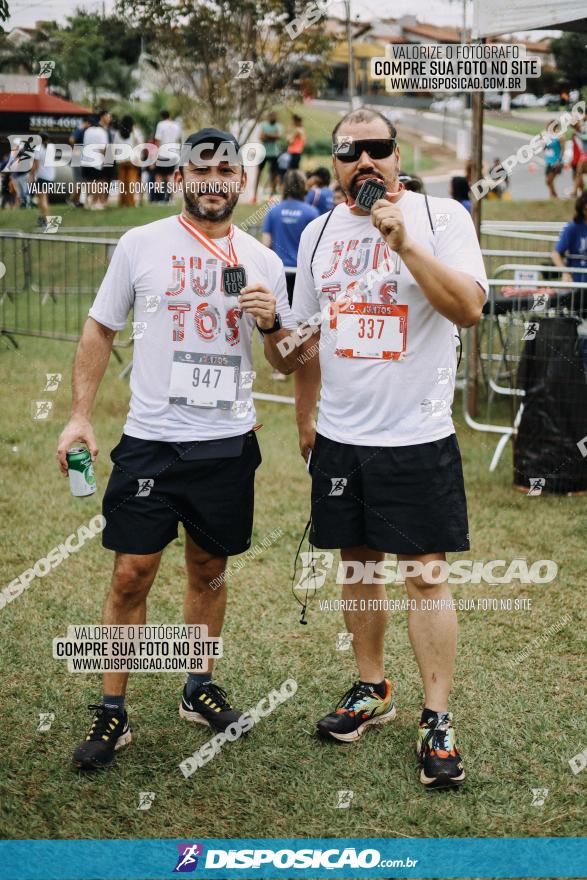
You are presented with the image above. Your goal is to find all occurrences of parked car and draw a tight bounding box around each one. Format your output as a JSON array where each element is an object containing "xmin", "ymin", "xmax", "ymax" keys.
[
  {"xmin": 536, "ymin": 93, "xmax": 560, "ymax": 108},
  {"xmin": 430, "ymin": 97, "xmax": 465, "ymax": 113},
  {"xmin": 382, "ymin": 108, "xmax": 402, "ymax": 125},
  {"xmin": 483, "ymin": 92, "xmax": 504, "ymax": 109},
  {"xmin": 511, "ymin": 93, "xmax": 539, "ymax": 108}
]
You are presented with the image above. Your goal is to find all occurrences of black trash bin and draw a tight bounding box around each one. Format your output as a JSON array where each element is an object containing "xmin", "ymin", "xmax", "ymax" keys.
[{"xmin": 513, "ymin": 315, "xmax": 587, "ymax": 495}]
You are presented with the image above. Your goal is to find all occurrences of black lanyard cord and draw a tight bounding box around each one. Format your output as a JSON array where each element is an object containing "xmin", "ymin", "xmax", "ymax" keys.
[{"xmin": 290, "ymin": 516, "xmax": 316, "ymax": 625}]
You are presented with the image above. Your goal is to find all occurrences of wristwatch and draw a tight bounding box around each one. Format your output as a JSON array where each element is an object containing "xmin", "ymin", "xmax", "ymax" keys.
[{"xmin": 257, "ymin": 313, "xmax": 282, "ymax": 335}]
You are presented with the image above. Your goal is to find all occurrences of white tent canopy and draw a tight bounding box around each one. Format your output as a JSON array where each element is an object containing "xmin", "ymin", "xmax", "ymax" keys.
[{"xmin": 473, "ymin": 0, "xmax": 587, "ymax": 38}]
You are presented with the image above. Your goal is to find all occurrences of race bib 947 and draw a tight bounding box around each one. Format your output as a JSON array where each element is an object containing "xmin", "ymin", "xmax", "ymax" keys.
[{"xmin": 168, "ymin": 352, "xmax": 240, "ymax": 408}]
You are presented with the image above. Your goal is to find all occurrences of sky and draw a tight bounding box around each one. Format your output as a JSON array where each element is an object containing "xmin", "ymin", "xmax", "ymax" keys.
[{"xmin": 5, "ymin": 0, "xmax": 560, "ymax": 38}]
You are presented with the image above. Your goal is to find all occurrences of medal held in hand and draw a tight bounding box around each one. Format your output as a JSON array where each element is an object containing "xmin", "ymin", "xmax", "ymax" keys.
[
  {"xmin": 355, "ymin": 178, "xmax": 387, "ymax": 212},
  {"xmin": 222, "ymin": 265, "xmax": 247, "ymax": 297}
]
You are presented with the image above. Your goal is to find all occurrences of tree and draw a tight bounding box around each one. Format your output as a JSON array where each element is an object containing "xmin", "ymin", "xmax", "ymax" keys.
[
  {"xmin": 58, "ymin": 11, "xmax": 141, "ymax": 105},
  {"xmin": 115, "ymin": 0, "xmax": 334, "ymax": 140},
  {"xmin": 550, "ymin": 32, "xmax": 587, "ymax": 91},
  {"xmin": 0, "ymin": 11, "xmax": 141, "ymax": 105}
]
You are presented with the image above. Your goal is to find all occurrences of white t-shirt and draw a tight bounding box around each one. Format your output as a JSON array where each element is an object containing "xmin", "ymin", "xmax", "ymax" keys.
[
  {"xmin": 89, "ymin": 215, "xmax": 295, "ymax": 441},
  {"xmin": 292, "ymin": 191, "xmax": 488, "ymax": 447},
  {"xmin": 82, "ymin": 125, "xmax": 109, "ymax": 168},
  {"xmin": 154, "ymin": 119, "xmax": 182, "ymax": 162},
  {"xmin": 34, "ymin": 144, "xmax": 55, "ymax": 182},
  {"xmin": 113, "ymin": 127, "xmax": 143, "ymax": 148}
]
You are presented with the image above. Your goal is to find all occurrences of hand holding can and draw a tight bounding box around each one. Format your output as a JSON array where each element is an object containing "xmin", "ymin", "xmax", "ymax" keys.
[
  {"xmin": 57, "ymin": 417, "xmax": 99, "ymax": 476},
  {"xmin": 66, "ymin": 446, "xmax": 96, "ymax": 496}
]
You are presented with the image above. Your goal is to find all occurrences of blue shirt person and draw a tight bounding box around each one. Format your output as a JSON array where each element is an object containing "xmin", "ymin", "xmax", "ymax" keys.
[
  {"xmin": 305, "ymin": 166, "xmax": 335, "ymax": 215},
  {"xmin": 552, "ymin": 193, "xmax": 587, "ymax": 284},
  {"xmin": 263, "ymin": 170, "xmax": 319, "ymax": 271}
]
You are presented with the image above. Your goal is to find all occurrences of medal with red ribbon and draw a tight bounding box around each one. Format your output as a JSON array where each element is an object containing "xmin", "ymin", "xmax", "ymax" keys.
[{"xmin": 178, "ymin": 213, "xmax": 247, "ymax": 295}]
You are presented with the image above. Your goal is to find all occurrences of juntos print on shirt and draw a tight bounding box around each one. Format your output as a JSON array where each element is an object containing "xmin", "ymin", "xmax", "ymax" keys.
[
  {"xmin": 320, "ymin": 235, "xmax": 401, "ymax": 305},
  {"xmin": 164, "ymin": 254, "xmax": 242, "ymax": 346}
]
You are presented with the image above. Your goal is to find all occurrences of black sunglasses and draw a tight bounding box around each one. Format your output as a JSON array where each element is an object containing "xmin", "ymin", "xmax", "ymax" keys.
[{"xmin": 332, "ymin": 138, "xmax": 396, "ymax": 163}]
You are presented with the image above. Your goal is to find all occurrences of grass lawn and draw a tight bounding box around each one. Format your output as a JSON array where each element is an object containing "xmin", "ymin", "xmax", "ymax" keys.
[
  {"xmin": 0, "ymin": 199, "xmax": 585, "ymax": 852},
  {"xmin": 482, "ymin": 200, "xmax": 572, "ymax": 223},
  {"xmin": 484, "ymin": 111, "xmax": 574, "ymax": 138},
  {"xmin": 484, "ymin": 116, "xmax": 548, "ymax": 137}
]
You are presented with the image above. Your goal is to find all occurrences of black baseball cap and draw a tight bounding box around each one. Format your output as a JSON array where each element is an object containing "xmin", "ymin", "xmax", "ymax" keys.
[{"xmin": 182, "ymin": 127, "xmax": 242, "ymax": 165}]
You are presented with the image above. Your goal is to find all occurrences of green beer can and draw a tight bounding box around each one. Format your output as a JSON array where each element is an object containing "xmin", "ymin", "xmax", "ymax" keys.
[{"xmin": 66, "ymin": 445, "xmax": 96, "ymax": 497}]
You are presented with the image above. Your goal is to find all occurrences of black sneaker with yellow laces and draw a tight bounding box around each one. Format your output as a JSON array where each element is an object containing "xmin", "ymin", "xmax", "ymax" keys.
[
  {"xmin": 72, "ymin": 703, "xmax": 132, "ymax": 770},
  {"xmin": 179, "ymin": 682, "xmax": 244, "ymax": 733}
]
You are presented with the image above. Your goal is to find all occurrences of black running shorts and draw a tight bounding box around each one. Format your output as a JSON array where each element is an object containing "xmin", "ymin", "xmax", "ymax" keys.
[
  {"xmin": 102, "ymin": 431, "xmax": 262, "ymax": 556},
  {"xmin": 309, "ymin": 433, "xmax": 469, "ymax": 555}
]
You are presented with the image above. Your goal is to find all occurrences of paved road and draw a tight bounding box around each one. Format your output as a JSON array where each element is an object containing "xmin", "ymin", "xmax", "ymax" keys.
[{"xmin": 399, "ymin": 108, "xmax": 576, "ymax": 200}]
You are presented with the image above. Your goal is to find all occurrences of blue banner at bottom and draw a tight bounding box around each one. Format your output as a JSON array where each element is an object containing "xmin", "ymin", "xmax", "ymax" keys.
[{"xmin": 0, "ymin": 837, "xmax": 585, "ymax": 879}]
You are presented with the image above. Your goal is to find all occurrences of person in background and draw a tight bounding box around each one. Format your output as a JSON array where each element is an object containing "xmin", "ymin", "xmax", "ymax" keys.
[
  {"xmin": 399, "ymin": 172, "xmax": 425, "ymax": 194},
  {"xmin": 332, "ymin": 181, "xmax": 345, "ymax": 205},
  {"xmin": 464, "ymin": 158, "xmax": 473, "ymax": 184},
  {"xmin": 82, "ymin": 109, "xmax": 112, "ymax": 210},
  {"xmin": 262, "ymin": 169, "xmax": 319, "ymax": 379},
  {"xmin": 571, "ymin": 121, "xmax": 587, "ymax": 197},
  {"xmin": 0, "ymin": 146, "xmax": 15, "ymax": 209},
  {"xmin": 254, "ymin": 111, "xmax": 283, "ymax": 200},
  {"xmin": 69, "ymin": 117, "xmax": 90, "ymax": 207},
  {"xmin": 486, "ymin": 158, "xmax": 509, "ymax": 199},
  {"xmin": 153, "ymin": 110, "xmax": 182, "ymax": 202},
  {"xmin": 143, "ymin": 135, "xmax": 158, "ymax": 205},
  {"xmin": 570, "ymin": 122, "xmax": 582, "ymax": 195},
  {"xmin": 114, "ymin": 115, "xmax": 142, "ymax": 208},
  {"xmin": 31, "ymin": 132, "xmax": 55, "ymax": 226},
  {"xmin": 450, "ymin": 175, "xmax": 472, "ymax": 213},
  {"xmin": 551, "ymin": 192, "xmax": 587, "ymax": 310},
  {"xmin": 305, "ymin": 166, "xmax": 334, "ymax": 215},
  {"xmin": 544, "ymin": 122, "xmax": 565, "ymax": 199},
  {"xmin": 286, "ymin": 114, "xmax": 305, "ymax": 170},
  {"xmin": 7, "ymin": 137, "xmax": 35, "ymax": 208}
]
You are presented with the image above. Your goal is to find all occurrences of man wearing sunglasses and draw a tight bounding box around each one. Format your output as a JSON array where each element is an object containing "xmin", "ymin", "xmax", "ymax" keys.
[{"xmin": 292, "ymin": 108, "xmax": 487, "ymax": 789}]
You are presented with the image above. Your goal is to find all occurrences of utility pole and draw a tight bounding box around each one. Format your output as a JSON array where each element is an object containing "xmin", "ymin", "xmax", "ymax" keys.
[
  {"xmin": 468, "ymin": 36, "xmax": 485, "ymax": 420},
  {"xmin": 456, "ymin": 0, "xmax": 469, "ymax": 162},
  {"xmin": 344, "ymin": 0, "xmax": 356, "ymax": 110}
]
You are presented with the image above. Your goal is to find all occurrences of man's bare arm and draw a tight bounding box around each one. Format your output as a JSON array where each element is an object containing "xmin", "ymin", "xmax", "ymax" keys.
[
  {"xmin": 551, "ymin": 250, "xmax": 573, "ymax": 284},
  {"xmin": 371, "ymin": 200, "xmax": 485, "ymax": 327},
  {"xmin": 56, "ymin": 317, "xmax": 116, "ymax": 474},
  {"xmin": 399, "ymin": 240, "xmax": 486, "ymax": 327},
  {"xmin": 294, "ymin": 332, "xmax": 321, "ymax": 461}
]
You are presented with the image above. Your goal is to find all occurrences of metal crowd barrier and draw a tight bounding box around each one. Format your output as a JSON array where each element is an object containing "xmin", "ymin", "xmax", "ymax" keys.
[
  {"xmin": 480, "ymin": 221, "xmax": 562, "ymax": 280},
  {"xmin": 463, "ymin": 264, "xmax": 587, "ymax": 471},
  {"xmin": 0, "ymin": 231, "xmax": 130, "ymax": 350}
]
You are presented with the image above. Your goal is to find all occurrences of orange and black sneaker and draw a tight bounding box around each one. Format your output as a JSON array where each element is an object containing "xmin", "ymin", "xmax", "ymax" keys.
[
  {"xmin": 316, "ymin": 679, "xmax": 396, "ymax": 743},
  {"xmin": 417, "ymin": 711, "xmax": 465, "ymax": 789}
]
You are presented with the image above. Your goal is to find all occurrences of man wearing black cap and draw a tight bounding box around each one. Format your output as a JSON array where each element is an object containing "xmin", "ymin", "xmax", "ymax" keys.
[{"xmin": 57, "ymin": 128, "xmax": 301, "ymax": 771}]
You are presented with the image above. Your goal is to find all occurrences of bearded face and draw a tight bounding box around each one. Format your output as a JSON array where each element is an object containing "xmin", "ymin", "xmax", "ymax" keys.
[
  {"xmin": 182, "ymin": 175, "xmax": 242, "ymax": 221},
  {"xmin": 180, "ymin": 153, "xmax": 244, "ymax": 223}
]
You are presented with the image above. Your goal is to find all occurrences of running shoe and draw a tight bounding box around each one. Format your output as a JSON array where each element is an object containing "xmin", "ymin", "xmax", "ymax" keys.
[
  {"xmin": 179, "ymin": 682, "xmax": 245, "ymax": 733},
  {"xmin": 417, "ymin": 712, "xmax": 465, "ymax": 789},
  {"xmin": 72, "ymin": 703, "xmax": 131, "ymax": 770},
  {"xmin": 317, "ymin": 679, "xmax": 396, "ymax": 742}
]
